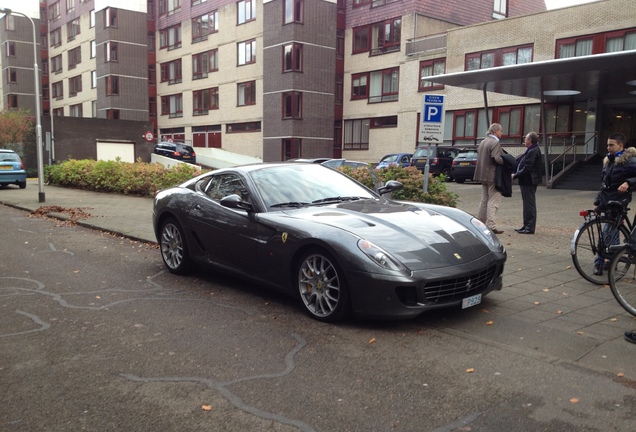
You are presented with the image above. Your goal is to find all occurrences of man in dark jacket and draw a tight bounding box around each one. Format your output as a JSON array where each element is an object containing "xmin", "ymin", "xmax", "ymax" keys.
[
  {"xmin": 512, "ymin": 132, "xmax": 542, "ymax": 234},
  {"xmin": 592, "ymin": 132, "xmax": 636, "ymax": 275}
]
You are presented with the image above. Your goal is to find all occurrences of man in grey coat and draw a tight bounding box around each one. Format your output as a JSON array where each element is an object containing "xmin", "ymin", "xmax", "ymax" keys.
[{"xmin": 473, "ymin": 123, "xmax": 504, "ymax": 234}]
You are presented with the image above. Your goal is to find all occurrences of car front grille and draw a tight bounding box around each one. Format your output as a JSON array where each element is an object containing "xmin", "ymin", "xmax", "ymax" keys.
[{"xmin": 422, "ymin": 266, "xmax": 497, "ymax": 304}]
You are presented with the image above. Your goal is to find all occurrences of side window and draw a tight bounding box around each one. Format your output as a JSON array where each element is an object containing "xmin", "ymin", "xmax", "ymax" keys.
[{"xmin": 205, "ymin": 174, "xmax": 250, "ymax": 202}]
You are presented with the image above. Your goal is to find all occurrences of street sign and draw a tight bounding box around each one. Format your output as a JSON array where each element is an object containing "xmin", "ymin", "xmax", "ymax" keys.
[{"xmin": 419, "ymin": 94, "xmax": 445, "ymax": 143}]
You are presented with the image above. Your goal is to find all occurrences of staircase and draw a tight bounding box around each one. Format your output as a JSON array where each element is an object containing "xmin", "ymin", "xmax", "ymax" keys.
[{"xmin": 551, "ymin": 156, "xmax": 603, "ymax": 191}]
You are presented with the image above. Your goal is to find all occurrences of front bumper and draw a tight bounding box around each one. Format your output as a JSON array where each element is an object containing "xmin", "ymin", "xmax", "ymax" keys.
[{"xmin": 345, "ymin": 251, "xmax": 506, "ymax": 320}]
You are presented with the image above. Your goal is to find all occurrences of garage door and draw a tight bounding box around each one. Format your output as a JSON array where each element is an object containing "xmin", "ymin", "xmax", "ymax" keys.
[{"xmin": 96, "ymin": 140, "xmax": 135, "ymax": 163}]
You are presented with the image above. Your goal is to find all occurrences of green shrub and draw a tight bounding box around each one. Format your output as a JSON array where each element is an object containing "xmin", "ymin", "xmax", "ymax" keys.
[{"xmin": 44, "ymin": 159, "xmax": 457, "ymax": 206}]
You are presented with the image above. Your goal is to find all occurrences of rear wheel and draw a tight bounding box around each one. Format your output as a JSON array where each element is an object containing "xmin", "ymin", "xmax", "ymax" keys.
[
  {"xmin": 159, "ymin": 218, "xmax": 193, "ymax": 275},
  {"xmin": 455, "ymin": 178, "xmax": 466, "ymax": 184},
  {"xmin": 18, "ymin": 181, "xmax": 26, "ymax": 189},
  {"xmin": 297, "ymin": 249, "xmax": 350, "ymax": 322},
  {"xmin": 608, "ymin": 245, "xmax": 636, "ymax": 316}
]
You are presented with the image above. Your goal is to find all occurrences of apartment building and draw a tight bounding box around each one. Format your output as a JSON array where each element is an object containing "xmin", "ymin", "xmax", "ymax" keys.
[{"xmin": 2, "ymin": 0, "xmax": 635, "ymax": 167}]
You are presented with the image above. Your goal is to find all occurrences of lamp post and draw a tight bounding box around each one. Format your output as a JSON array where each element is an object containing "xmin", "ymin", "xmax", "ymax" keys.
[{"xmin": 1, "ymin": 8, "xmax": 45, "ymax": 202}]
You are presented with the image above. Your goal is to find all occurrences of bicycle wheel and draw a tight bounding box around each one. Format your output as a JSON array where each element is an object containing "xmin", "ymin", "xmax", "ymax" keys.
[
  {"xmin": 570, "ymin": 217, "xmax": 630, "ymax": 285},
  {"xmin": 608, "ymin": 245, "xmax": 636, "ymax": 316}
]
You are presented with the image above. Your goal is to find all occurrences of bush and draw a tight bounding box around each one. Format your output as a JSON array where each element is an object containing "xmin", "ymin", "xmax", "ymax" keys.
[
  {"xmin": 45, "ymin": 159, "xmax": 202, "ymax": 197},
  {"xmin": 44, "ymin": 159, "xmax": 457, "ymax": 206}
]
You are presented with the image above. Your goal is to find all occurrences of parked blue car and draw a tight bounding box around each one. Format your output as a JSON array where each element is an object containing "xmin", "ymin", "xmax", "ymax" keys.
[
  {"xmin": 376, "ymin": 153, "xmax": 412, "ymax": 169},
  {"xmin": 0, "ymin": 149, "xmax": 27, "ymax": 189}
]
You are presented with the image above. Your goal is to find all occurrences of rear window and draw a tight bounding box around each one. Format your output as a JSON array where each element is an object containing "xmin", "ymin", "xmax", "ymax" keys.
[{"xmin": 0, "ymin": 152, "xmax": 19, "ymax": 162}]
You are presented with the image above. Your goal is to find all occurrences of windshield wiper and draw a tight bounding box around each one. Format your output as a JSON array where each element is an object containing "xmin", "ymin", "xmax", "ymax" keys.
[
  {"xmin": 270, "ymin": 201, "xmax": 311, "ymax": 208},
  {"xmin": 311, "ymin": 196, "xmax": 366, "ymax": 205}
]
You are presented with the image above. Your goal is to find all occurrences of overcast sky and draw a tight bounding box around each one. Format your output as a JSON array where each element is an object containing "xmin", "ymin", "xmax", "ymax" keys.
[{"xmin": 544, "ymin": 0, "xmax": 598, "ymax": 9}]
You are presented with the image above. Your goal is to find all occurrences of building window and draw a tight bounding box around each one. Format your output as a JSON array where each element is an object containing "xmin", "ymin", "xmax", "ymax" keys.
[
  {"xmin": 70, "ymin": 103, "xmax": 83, "ymax": 117},
  {"xmin": 89, "ymin": 9, "xmax": 95, "ymax": 28},
  {"xmin": 159, "ymin": 0, "xmax": 181, "ymax": 15},
  {"xmin": 50, "ymin": 28, "xmax": 61, "ymax": 47},
  {"xmin": 106, "ymin": 109, "xmax": 120, "ymax": 119},
  {"xmin": 336, "ymin": 29, "xmax": 344, "ymax": 59},
  {"xmin": 41, "ymin": 60, "xmax": 49, "ymax": 75},
  {"xmin": 351, "ymin": 73, "xmax": 368, "ymax": 99},
  {"xmin": 226, "ymin": 121, "xmax": 261, "ymax": 133},
  {"xmin": 556, "ymin": 28, "xmax": 636, "ymax": 58},
  {"xmin": 453, "ymin": 110, "xmax": 477, "ymax": 140},
  {"xmin": 237, "ymin": 0, "xmax": 256, "ymax": 25},
  {"xmin": 53, "ymin": 108, "xmax": 64, "ymax": 116},
  {"xmin": 159, "ymin": 24, "xmax": 182, "ymax": 50},
  {"xmin": 192, "ymin": 11, "xmax": 217, "ymax": 43},
  {"xmin": 353, "ymin": 18, "xmax": 401, "ymax": 55},
  {"xmin": 105, "ymin": 42, "xmax": 118, "ymax": 62},
  {"xmin": 237, "ymin": 81, "xmax": 255, "ymax": 106},
  {"xmin": 51, "ymin": 54, "xmax": 63, "ymax": 73},
  {"xmin": 353, "ymin": 0, "xmax": 370, "ymax": 6},
  {"xmin": 493, "ymin": 0, "xmax": 508, "ymax": 19},
  {"xmin": 92, "ymin": 100, "xmax": 97, "ymax": 117},
  {"xmin": 283, "ymin": 43, "xmax": 302, "ymax": 72},
  {"xmin": 419, "ymin": 58, "xmax": 445, "ymax": 91},
  {"xmin": 6, "ymin": 68, "xmax": 17, "ymax": 83},
  {"xmin": 149, "ymin": 65, "xmax": 156, "ymax": 85},
  {"xmin": 605, "ymin": 28, "xmax": 636, "ymax": 52},
  {"xmin": 335, "ymin": 75, "xmax": 343, "ymax": 105},
  {"xmin": 466, "ymin": 44, "xmax": 532, "ymax": 70},
  {"xmin": 49, "ymin": 2, "xmax": 61, "ymax": 20},
  {"xmin": 66, "ymin": 0, "xmax": 74, "ymax": 13},
  {"xmin": 193, "ymin": 87, "xmax": 219, "ymax": 115},
  {"xmin": 90, "ymin": 40, "xmax": 96, "ymax": 58},
  {"xmin": 161, "ymin": 94, "xmax": 183, "ymax": 117},
  {"xmin": 5, "ymin": 15, "xmax": 15, "ymax": 31},
  {"xmin": 344, "ymin": 119, "xmax": 370, "ymax": 150},
  {"xmin": 370, "ymin": 115, "xmax": 398, "ymax": 128},
  {"xmin": 105, "ymin": 76, "xmax": 119, "ymax": 95},
  {"xmin": 148, "ymin": 33, "xmax": 155, "ymax": 51},
  {"xmin": 282, "ymin": 139, "xmax": 301, "ymax": 160},
  {"xmin": 105, "ymin": 7, "xmax": 118, "ymax": 28},
  {"xmin": 69, "ymin": 75, "xmax": 82, "ymax": 96},
  {"xmin": 8, "ymin": 94, "xmax": 18, "ymax": 109},
  {"xmin": 52, "ymin": 81, "xmax": 63, "ymax": 99},
  {"xmin": 5, "ymin": 41, "xmax": 15, "ymax": 57},
  {"xmin": 149, "ymin": 97, "xmax": 157, "ymax": 118},
  {"xmin": 495, "ymin": 106, "xmax": 523, "ymax": 138},
  {"xmin": 192, "ymin": 49, "xmax": 218, "ymax": 79},
  {"xmin": 91, "ymin": 70, "xmax": 96, "ymax": 88},
  {"xmin": 238, "ymin": 39, "xmax": 256, "ymax": 65},
  {"xmin": 160, "ymin": 59, "xmax": 182, "ymax": 84},
  {"xmin": 192, "ymin": 0, "xmax": 207, "ymax": 5},
  {"xmin": 282, "ymin": 91, "xmax": 302, "ymax": 119},
  {"xmin": 68, "ymin": 46, "xmax": 81, "ymax": 69},
  {"xmin": 67, "ymin": 18, "xmax": 80, "ymax": 41},
  {"xmin": 284, "ymin": 0, "xmax": 303, "ymax": 24}
]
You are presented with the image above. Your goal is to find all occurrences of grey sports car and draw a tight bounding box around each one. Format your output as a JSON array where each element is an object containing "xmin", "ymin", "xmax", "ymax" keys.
[{"xmin": 152, "ymin": 162, "xmax": 506, "ymax": 322}]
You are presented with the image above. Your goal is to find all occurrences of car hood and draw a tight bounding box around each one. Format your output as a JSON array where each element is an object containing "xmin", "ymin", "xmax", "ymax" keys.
[{"xmin": 277, "ymin": 200, "xmax": 491, "ymax": 270}]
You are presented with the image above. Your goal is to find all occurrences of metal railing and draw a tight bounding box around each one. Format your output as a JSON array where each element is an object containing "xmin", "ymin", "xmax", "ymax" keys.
[{"xmin": 547, "ymin": 131, "xmax": 598, "ymax": 185}]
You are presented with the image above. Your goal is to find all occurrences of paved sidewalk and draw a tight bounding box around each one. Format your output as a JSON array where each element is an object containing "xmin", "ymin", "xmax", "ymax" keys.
[{"xmin": 1, "ymin": 179, "xmax": 635, "ymax": 379}]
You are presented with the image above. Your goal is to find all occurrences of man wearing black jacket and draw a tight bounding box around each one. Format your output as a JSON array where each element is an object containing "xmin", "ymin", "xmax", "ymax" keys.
[{"xmin": 512, "ymin": 132, "xmax": 542, "ymax": 234}]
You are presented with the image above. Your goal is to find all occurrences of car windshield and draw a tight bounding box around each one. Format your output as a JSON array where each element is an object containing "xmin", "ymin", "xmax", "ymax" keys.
[
  {"xmin": 0, "ymin": 153, "xmax": 19, "ymax": 162},
  {"xmin": 249, "ymin": 164, "xmax": 375, "ymax": 209},
  {"xmin": 381, "ymin": 155, "xmax": 398, "ymax": 163},
  {"xmin": 413, "ymin": 148, "xmax": 433, "ymax": 158}
]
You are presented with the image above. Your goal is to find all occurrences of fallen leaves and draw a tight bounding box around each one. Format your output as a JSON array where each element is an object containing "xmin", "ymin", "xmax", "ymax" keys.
[
  {"xmin": 368, "ymin": 337, "xmax": 376, "ymax": 344},
  {"xmin": 466, "ymin": 368, "xmax": 475, "ymax": 373},
  {"xmin": 486, "ymin": 321, "xmax": 494, "ymax": 325},
  {"xmin": 201, "ymin": 404, "xmax": 213, "ymax": 411},
  {"xmin": 30, "ymin": 205, "xmax": 93, "ymax": 226},
  {"xmin": 569, "ymin": 398, "xmax": 580, "ymax": 404}
]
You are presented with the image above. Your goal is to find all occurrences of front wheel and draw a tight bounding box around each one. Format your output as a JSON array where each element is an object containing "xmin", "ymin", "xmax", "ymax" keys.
[
  {"xmin": 296, "ymin": 249, "xmax": 350, "ymax": 322},
  {"xmin": 571, "ymin": 217, "xmax": 629, "ymax": 285},
  {"xmin": 608, "ymin": 245, "xmax": 636, "ymax": 316},
  {"xmin": 159, "ymin": 217, "xmax": 193, "ymax": 275}
]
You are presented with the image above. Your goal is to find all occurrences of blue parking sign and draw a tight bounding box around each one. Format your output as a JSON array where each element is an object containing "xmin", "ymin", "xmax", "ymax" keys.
[{"xmin": 419, "ymin": 94, "xmax": 445, "ymax": 143}]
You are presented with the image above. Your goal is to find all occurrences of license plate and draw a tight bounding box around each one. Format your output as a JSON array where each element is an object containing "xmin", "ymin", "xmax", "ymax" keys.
[
  {"xmin": 183, "ymin": 155, "xmax": 191, "ymax": 159},
  {"xmin": 459, "ymin": 162, "xmax": 470, "ymax": 166},
  {"xmin": 0, "ymin": 165, "xmax": 11, "ymax": 170},
  {"xmin": 462, "ymin": 293, "xmax": 482, "ymax": 309}
]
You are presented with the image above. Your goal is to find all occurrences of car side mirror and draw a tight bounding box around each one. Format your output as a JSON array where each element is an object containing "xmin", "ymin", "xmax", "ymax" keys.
[
  {"xmin": 220, "ymin": 194, "xmax": 254, "ymax": 212},
  {"xmin": 377, "ymin": 180, "xmax": 403, "ymax": 195}
]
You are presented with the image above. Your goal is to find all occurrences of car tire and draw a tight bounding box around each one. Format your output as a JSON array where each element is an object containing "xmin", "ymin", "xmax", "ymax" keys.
[
  {"xmin": 296, "ymin": 248, "xmax": 350, "ymax": 322},
  {"xmin": 455, "ymin": 178, "xmax": 466, "ymax": 184},
  {"xmin": 159, "ymin": 217, "xmax": 193, "ymax": 275},
  {"xmin": 19, "ymin": 181, "xmax": 26, "ymax": 189}
]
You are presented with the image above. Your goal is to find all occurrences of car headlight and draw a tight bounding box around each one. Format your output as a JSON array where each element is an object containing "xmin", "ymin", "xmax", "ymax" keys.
[
  {"xmin": 357, "ymin": 239, "xmax": 407, "ymax": 272},
  {"xmin": 470, "ymin": 218, "xmax": 499, "ymax": 247}
]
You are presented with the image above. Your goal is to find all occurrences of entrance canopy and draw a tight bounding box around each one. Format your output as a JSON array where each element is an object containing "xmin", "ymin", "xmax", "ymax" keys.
[{"xmin": 428, "ymin": 50, "xmax": 636, "ymax": 106}]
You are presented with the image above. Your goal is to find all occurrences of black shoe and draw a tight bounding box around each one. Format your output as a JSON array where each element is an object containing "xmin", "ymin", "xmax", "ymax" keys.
[
  {"xmin": 625, "ymin": 331, "xmax": 636, "ymax": 344},
  {"xmin": 518, "ymin": 228, "xmax": 534, "ymax": 234},
  {"xmin": 514, "ymin": 227, "xmax": 526, "ymax": 233},
  {"xmin": 593, "ymin": 263, "xmax": 603, "ymax": 276}
]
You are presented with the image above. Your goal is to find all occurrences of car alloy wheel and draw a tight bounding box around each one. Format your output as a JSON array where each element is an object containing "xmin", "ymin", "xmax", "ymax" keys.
[
  {"xmin": 160, "ymin": 218, "xmax": 192, "ymax": 274},
  {"xmin": 297, "ymin": 249, "xmax": 349, "ymax": 322}
]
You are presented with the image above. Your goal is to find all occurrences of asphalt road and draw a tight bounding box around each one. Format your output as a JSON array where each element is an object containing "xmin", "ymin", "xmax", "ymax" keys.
[{"xmin": 1, "ymin": 196, "xmax": 636, "ymax": 431}]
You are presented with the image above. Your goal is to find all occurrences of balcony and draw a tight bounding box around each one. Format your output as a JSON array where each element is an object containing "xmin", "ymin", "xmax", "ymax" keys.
[{"xmin": 406, "ymin": 33, "xmax": 447, "ymax": 56}]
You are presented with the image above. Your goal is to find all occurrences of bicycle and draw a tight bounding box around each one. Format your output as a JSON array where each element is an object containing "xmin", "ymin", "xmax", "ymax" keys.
[
  {"xmin": 607, "ymin": 243, "xmax": 636, "ymax": 316},
  {"xmin": 570, "ymin": 199, "xmax": 633, "ymax": 285}
]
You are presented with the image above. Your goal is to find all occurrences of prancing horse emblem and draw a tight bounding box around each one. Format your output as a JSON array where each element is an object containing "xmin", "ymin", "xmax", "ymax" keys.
[{"xmin": 282, "ymin": 232, "xmax": 288, "ymax": 243}]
